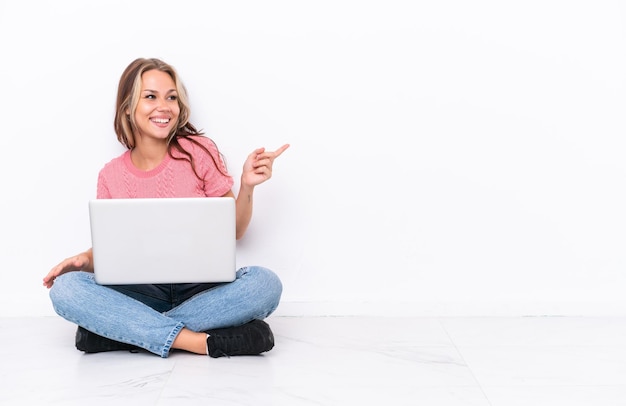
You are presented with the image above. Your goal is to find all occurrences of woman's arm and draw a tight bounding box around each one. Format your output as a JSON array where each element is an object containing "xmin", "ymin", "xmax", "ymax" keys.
[
  {"xmin": 43, "ymin": 248, "xmax": 94, "ymax": 288},
  {"xmin": 224, "ymin": 144, "xmax": 289, "ymax": 240}
]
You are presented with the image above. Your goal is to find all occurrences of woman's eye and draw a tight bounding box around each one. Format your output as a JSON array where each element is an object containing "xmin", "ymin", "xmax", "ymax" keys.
[
  {"xmin": 145, "ymin": 94, "xmax": 156, "ymax": 99},
  {"xmin": 168, "ymin": 95, "xmax": 178, "ymax": 101}
]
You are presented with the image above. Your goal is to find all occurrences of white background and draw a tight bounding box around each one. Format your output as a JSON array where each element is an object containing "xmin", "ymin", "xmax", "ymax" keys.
[{"xmin": 1, "ymin": 0, "xmax": 625, "ymax": 317}]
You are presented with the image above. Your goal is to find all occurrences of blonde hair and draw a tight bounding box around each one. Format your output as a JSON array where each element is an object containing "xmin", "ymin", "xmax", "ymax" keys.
[
  {"xmin": 113, "ymin": 58, "xmax": 228, "ymax": 179},
  {"xmin": 114, "ymin": 58, "xmax": 192, "ymax": 148}
]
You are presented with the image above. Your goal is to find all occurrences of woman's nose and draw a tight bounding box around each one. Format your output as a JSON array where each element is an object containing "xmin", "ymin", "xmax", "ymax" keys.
[{"xmin": 156, "ymin": 97, "xmax": 170, "ymax": 110}]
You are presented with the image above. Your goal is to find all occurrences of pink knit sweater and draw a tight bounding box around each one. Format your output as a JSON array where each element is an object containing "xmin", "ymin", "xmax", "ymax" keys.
[{"xmin": 97, "ymin": 136, "xmax": 234, "ymax": 199}]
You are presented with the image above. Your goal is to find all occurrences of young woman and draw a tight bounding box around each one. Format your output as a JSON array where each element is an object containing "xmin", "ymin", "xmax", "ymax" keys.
[{"xmin": 43, "ymin": 57, "xmax": 289, "ymax": 358}]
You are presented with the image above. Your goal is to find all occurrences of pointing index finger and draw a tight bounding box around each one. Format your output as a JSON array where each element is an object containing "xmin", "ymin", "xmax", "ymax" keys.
[{"xmin": 273, "ymin": 144, "xmax": 290, "ymax": 159}]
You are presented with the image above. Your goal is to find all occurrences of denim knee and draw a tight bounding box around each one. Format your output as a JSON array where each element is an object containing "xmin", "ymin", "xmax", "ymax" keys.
[
  {"xmin": 243, "ymin": 266, "xmax": 283, "ymax": 317},
  {"xmin": 48, "ymin": 271, "xmax": 95, "ymax": 322},
  {"xmin": 49, "ymin": 272, "xmax": 86, "ymax": 304}
]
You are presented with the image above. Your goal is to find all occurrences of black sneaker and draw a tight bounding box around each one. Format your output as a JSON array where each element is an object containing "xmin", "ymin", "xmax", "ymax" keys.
[
  {"xmin": 75, "ymin": 326, "xmax": 140, "ymax": 353},
  {"xmin": 206, "ymin": 319, "xmax": 275, "ymax": 358}
]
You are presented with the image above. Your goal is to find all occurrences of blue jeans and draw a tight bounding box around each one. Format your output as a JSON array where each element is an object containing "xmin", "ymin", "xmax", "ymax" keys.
[{"xmin": 49, "ymin": 266, "xmax": 282, "ymax": 358}]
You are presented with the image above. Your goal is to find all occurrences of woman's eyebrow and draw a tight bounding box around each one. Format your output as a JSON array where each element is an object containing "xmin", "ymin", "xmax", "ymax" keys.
[{"xmin": 142, "ymin": 88, "xmax": 177, "ymax": 93}]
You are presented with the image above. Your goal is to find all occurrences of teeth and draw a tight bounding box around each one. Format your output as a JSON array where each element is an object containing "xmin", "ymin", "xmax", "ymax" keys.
[{"xmin": 152, "ymin": 118, "xmax": 170, "ymax": 123}]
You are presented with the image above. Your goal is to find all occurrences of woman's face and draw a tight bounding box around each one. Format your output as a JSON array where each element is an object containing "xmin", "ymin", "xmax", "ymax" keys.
[{"xmin": 133, "ymin": 69, "xmax": 180, "ymax": 144}]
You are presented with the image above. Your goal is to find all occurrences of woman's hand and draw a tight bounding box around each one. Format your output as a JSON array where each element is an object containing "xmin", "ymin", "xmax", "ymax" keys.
[
  {"xmin": 43, "ymin": 251, "xmax": 92, "ymax": 289},
  {"xmin": 241, "ymin": 144, "xmax": 290, "ymax": 189}
]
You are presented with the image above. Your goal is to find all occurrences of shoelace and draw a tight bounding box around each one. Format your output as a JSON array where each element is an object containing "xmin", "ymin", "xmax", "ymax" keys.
[{"xmin": 210, "ymin": 333, "xmax": 247, "ymax": 357}]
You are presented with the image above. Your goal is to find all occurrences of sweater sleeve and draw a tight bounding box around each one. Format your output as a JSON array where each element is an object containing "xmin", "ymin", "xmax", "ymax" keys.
[
  {"xmin": 188, "ymin": 136, "xmax": 234, "ymax": 197},
  {"xmin": 96, "ymin": 170, "xmax": 112, "ymax": 199}
]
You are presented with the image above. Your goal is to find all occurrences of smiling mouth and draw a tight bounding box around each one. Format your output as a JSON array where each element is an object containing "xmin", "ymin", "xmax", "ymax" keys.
[{"xmin": 151, "ymin": 118, "xmax": 171, "ymax": 124}]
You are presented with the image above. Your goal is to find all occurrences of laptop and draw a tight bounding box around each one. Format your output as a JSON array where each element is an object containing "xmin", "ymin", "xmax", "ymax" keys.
[{"xmin": 89, "ymin": 197, "xmax": 236, "ymax": 285}]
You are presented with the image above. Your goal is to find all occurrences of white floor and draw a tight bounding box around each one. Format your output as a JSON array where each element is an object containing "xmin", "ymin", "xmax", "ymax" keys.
[{"xmin": 3, "ymin": 316, "xmax": 626, "ymax": 405}]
